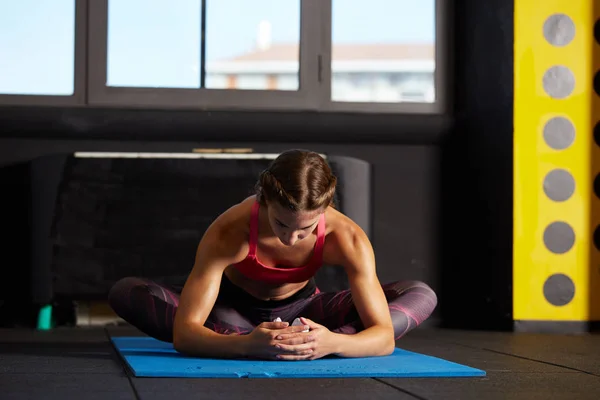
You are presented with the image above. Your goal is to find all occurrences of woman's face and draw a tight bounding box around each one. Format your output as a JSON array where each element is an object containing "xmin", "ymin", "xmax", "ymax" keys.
[{"xmin": 266, "ymin": 201, "xmax": 322, "ymax": 246}]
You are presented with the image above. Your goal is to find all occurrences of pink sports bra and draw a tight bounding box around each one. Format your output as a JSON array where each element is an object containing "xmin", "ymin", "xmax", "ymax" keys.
[{"xmin": 232, "ymin": 201, "xmax": 326, "ymax": 284}]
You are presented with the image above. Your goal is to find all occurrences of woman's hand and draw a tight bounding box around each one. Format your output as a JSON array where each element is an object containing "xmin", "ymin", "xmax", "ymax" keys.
[
  {"xmin": 274, "ymin": 317, "xmax": 338, "ymax": 361},
  {"xmin": 243, "ymin": 321, "xmax": 313, "ymax": 360}
]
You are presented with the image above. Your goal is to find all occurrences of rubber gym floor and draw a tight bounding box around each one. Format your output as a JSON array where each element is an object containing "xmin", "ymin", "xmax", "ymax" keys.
[{"xmin": 1, "ymin": 323, "xmax": 599, "ymax": 400}]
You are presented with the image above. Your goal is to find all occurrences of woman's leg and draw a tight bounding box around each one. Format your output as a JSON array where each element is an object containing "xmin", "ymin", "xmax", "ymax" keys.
[
  {"xmin": 297, "ymin": 280, "xmax": 437, "ymax": 340},
  {"xmin": 107, "ymin": 277, "xmax": 255, "ymax": 343}
]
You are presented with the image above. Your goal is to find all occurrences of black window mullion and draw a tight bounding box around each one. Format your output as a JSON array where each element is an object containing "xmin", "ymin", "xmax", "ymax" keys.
[{"xmin": 200, "ymin": 0, "xmax": 207, "ymax": 88}]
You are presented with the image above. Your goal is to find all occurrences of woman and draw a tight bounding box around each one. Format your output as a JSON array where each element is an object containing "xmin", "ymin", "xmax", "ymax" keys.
[{"xmin": 108, "ymin": 149, "xmax": 437, "ymax": 361}]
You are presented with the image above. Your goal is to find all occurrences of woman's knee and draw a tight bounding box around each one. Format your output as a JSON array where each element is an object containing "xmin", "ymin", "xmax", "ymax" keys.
[
  {"xmin": 409, "ymin": 280, "xmax": 437, "ymax": 297},
  {"xmin": 107, "ymin": 277, "xmax": 148, "ymax": 311},
  {"xmin": 384, "ymin": 279, "xmax": 433, "ymax": 293},
  {"xmin": 384, "ymin": 280, "xmax": 438, "ymax": 334},
  {"xmin": 385, "ymin": 280, "xmax": 438, "ymax": 309},
  {"xmin": 413, "ymin": 280, "xmax": 438, "ymax": 311}
]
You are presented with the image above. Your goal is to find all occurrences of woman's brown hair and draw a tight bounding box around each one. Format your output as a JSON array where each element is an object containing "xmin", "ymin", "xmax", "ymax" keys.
[{"xmin": 255, "ymin": 149, "xmax": 337, "ymax": 212}]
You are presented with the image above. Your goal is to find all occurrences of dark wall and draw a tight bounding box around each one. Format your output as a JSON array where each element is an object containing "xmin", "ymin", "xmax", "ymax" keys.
[
  {"xmin": 0, "ymin": 0, "xmax": 514, "ymax": 330},
  {"xmin": 439, "ymin": 0, "xmax": 514, "ymax": 330}
]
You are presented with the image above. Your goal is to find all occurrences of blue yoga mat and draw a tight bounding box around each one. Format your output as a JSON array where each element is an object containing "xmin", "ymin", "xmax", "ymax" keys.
[{"xmin": 111, "ymin": 337, "xmax": 485, "ymax": 378}]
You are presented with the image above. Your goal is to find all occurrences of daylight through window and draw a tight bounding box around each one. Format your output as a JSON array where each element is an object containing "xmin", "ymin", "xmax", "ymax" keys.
[{"xmin": 0, "ymin": 0, "xmax": 443, "ymax": 112}]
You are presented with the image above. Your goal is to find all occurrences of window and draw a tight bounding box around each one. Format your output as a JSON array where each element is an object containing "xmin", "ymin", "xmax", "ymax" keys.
[
  {"xmin": 107, "ymin": 0, "xmax": 202, "ymax": 89},
  {"xmin": 2, "ymin": 0, "xmax": 448, "ymax": 113},
  {"xmin": 0, "ymin": 0, "xmax": 85, "ymax": 105},
  {"xmin": 105, "ymin": 0, "xmax": 301, "ymax": 91},
  {"xmin": 323, "ymin": 0, "xmax": 441, "ymax": 113},
  {"xmin": 330, "ymin": 0, "xmax": 436, "ymax": 104},
  {"xmin": 89, "ymin": 0, "xmax": 314, "ymax": 109},
  {"xmin": 205, "ymin": 1, "xmax": 301, "ymax": 91}
]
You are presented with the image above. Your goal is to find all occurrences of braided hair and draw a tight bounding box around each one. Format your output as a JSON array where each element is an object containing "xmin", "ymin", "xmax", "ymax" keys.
[{"xmin": 255, "ymin": 149, "xmax": 337, "ymax": 212}]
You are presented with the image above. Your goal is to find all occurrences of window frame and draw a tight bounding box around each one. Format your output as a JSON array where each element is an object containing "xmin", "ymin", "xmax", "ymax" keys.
[
  {"xmin": 87, "ymin": 0, "xmax": 322, "ymax": 111},
  {"xmin": 0, "ymin": 0, "xmax": 88, "ymax": 107}
]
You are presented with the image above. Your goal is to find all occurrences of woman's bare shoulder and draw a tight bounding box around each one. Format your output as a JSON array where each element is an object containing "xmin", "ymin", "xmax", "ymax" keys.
[
  {"xmin": 214, "ymin": 195, "xmax": 255, "ymax": 232},
  {"xmin": 323, "ymin": 207, "xmax": 373, "ymax": 264},
  {"xmin": 198, "ymin": 196, "xmax": 256, "ymax": 260},
  {"xmin": 324, "ymin": 206, "xmax": 364, "ymax": 237}
]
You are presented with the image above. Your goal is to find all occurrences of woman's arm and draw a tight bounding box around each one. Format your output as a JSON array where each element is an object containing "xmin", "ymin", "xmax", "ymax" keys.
[
  {"xmin": 173, "ymin": 207, "xmax": 309, "ymax": 360},
  {"xmin": 327, "ymin": 223, "xmax": 396, "ymax": 357},
  {"xmin": 172, "ymin": 220, "xmax": 250, "ymax": 358}
]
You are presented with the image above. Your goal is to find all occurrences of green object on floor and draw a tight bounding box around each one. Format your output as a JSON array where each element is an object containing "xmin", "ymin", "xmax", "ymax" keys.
[{"xmin": 37, "ymin": 304, "xmax": 53, "ymax": 330}]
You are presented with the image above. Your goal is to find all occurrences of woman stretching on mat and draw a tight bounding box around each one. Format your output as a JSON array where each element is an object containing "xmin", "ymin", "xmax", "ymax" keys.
[{"xmin": 108, "ymin": 149, "xmax": 437, "ymax": 361}]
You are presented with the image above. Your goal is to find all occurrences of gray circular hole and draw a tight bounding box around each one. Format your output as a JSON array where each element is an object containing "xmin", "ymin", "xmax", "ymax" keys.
[
  {"xmin": 543, "ymin": 273, "xmax": 575, "ymax": 306},
  {"xmin": 543, "ymin": 117, "xmax": 575, "ymax": 150},
  {"xmin": 594, "ymin": 225, "xmax": 600, "ymax": 251},
  {"xmin": 543, "ymin": 14, "xmax": 576, "ymax": 46},
  {"xmin": 543, "ymin": 169, "xmax": 575, "ymax": 201},
  {"xmin": 543, "ymin": 221, "xmax": 575, "ymax": 254},
  {"xmin": 594, "ymin": 173, "xmax": 600, "ymax": 199},
  {"xmin": 543, "ymin": 66, "xmax": 575, "ymax": 99}
]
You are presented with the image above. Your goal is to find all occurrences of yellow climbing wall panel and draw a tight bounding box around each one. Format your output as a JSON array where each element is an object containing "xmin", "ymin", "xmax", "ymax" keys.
[{"xmin": 513, "ymin": 0, "xmax": 600, "ymax": 327}]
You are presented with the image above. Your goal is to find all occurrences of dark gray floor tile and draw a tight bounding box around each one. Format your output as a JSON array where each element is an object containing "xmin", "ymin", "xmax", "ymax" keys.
[
  {"xmin": 381, "ymin": 372, "xmax": 600, "ymax": 400},
  {"xmin": 0, "ymin": 327, "xmax": 108, "ymax": 343},
  {"xmin": 0, "ymin": 373, "xmax": 135, "ymax": 400},
  {"xmin": 132, "ymin": 378, "xmax": 414, "ymax": 400},
  {"xmin": 410, "ymin": 329, "xmax": 600, "ymax": 376},
  {"xmin": 0, "ymin": 342, "xmax": 125, "ymax": 374},
  {"xmin": 106, "ymin": 324, "xmax": 148, "ymax": 338},
  {"xmin": 2, "ymin": 325, "xmax": 596, "ymax": 399},
  {"xmin": 395, "ymin": 333, "xmax": 570, "ymax": 373}
]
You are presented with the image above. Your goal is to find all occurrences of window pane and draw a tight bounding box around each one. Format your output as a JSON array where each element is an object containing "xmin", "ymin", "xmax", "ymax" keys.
[
  {"xmin": 332, "ymin": 0, "xmax": 436, "ymax": 103},
  {"xmin": 0, "ymin": 0, "xmax": 75, "ymax": 96},
  {"xmin": 205, "ymin": 0, "xmax": 300, "ymax": 91},
  {"xmin": 107, "ymin": 0, "xmax": 201, "ymax": 88}
]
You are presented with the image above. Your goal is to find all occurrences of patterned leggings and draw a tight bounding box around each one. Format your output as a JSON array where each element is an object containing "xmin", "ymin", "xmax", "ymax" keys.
[{"xmin": 108, "ymin": 274, "xmax": 437, "ymax": 343}]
